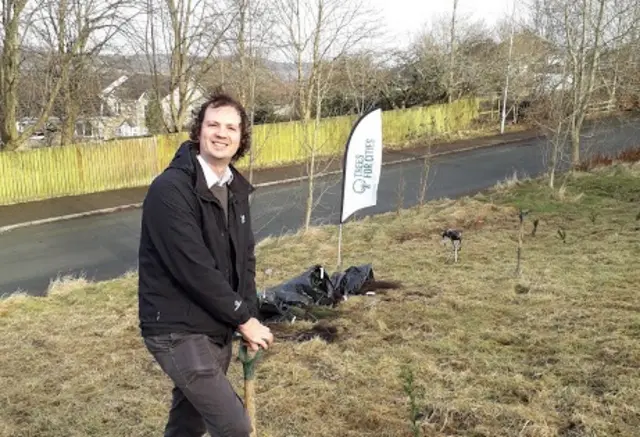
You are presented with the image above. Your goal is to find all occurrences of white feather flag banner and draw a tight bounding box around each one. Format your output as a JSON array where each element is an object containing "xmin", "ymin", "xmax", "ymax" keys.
[{"xmin": 339, "ymin": 108, "xmax": 383, "ymax": 223}]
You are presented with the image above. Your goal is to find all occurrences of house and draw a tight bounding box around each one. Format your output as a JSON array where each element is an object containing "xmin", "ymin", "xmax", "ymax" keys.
[
  {"xmin": 75, "ymin": 72, "xmax": 208, "ymax": 141},
  {"xmin": 155, "ymin": 78, "xmax": 209, "ymax": 131}
]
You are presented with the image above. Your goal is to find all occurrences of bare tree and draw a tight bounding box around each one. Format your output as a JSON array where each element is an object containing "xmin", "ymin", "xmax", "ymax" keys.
[
  {"xmin": 273, "ymin": 0, "xmax": 379, "ymax": 231},
  {"xmin": 534, "ymin": 90, "xmax": 572, "ymax": 189},
  {"xmin": 523, "ymin": 33, "xmax": 571, "ymax": 189},
  {"xmin": 417, "ymin": 147, "xmax": 434, "ymax": 207},
  {"xmin": 224, "ymin": 0, "xmax": 275, "ymax": 186},
  {"xmin": 501, "ymin": 28, "xmax": 554, "ymax": 123},
  {"xmin": 141, "ymin": 0, "xmax": 235, "ymax": 133},
  {"xmin": 447, "ymin": 0, "xmax": 458, "ymax": 103},
  {"xmin": 414, "ymin": 10, "xmax": 495, "ymax": 105},
  {"xmin": 325, "ymin": 51, "xmax": 389, "ymax": 115},
  {"xmin": 599, "ymin": 0, "xmax": 640, "ymax": 110},
  {"xmin": 385, "ymin": 40, "xmax": 444, "ymax": 109},
  {"xmin": 1, "ymin": 0, "xmax": 27, "ymax": 150},
  {"xmin": 235, "ymin": 0, "xmax": 250, "ymax": 105},
  {"xmin": 31, "ymin": 0, "xmax": 134, "ymax": 146},
  {"xmin": 563, "ymin": 0, "xmax": 606, "ymax": 168},
  {"xmin": 534, "ymin": 0, "xmax": 639, "ymax": 168},
  {"xmin": 0, "ymin": 0, "xmax": 53, "ymax": 150},
  {"xmin": 500, "ymin": 0, "xmax": 516, "ymax": 134}
]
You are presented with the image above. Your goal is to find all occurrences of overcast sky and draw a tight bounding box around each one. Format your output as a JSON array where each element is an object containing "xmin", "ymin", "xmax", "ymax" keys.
[
  {"xmin": 104, "ymin": 0, "xmax": 516, "ymax": 62},
  {"xmin": 370, "ymin": 0, "xmax": 513, "ymax": 49}
]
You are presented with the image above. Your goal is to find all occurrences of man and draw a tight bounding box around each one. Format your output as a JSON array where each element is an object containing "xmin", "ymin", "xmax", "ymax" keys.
[{"xmin": 137, "ymin": 92, "xmax": 274, "ymax": 437}]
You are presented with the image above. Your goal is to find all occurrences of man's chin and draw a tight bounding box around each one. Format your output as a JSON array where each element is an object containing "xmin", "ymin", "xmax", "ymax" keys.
[
  {"xmin": 202, "ymin": 148, "xmax": 235, "ymax": 163},
  {"xmin": 210, "ymin": 154, "xmax": 233, "ymax": 162}
]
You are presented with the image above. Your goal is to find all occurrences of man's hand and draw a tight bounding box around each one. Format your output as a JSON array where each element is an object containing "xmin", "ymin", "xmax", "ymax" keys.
[
  {"xmin": 238, "ymin": 317, "xmax": 274, "ymax": 351},
  {"xmin": 241, "ymin": 340, "xmax": 261, "ymax": 353}
]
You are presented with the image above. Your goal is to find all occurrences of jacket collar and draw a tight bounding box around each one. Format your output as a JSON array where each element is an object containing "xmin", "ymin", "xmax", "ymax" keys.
[{"xmin": 169, "ymin": 140, "xmax": 255, "ymax": 198}]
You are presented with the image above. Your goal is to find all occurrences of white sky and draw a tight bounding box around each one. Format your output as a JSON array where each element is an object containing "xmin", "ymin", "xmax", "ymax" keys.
[{"xmin": 370, "ymin": 0, "xmax": 513, "ymax": 50}]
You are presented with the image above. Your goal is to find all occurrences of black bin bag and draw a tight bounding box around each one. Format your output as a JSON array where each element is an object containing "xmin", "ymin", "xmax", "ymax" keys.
[
  {"xmin": 257, "ymin": 265, "xmax": 338, "ymax": 322},
  {"xmin": 256, "ymin": 263, "xmax": 378, "ymax": 322},
  {"xmin": 330, "ymin": 264, "xmax": 374, "ymax": 298}
]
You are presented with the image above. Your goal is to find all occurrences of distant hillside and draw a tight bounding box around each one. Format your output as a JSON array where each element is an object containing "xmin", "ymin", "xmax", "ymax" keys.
[{"xmin": 95, "ymin": 53, "xmax": 304, "ymax": 82}]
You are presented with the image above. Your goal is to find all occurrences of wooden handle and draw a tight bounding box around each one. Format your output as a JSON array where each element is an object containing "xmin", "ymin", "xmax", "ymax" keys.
[
  {"xmin": 245, "ymin": 379, "xmax": 257, "ymax": 437},
  {"xmin": 239, "ymin": 344, "xmax": 261, "ymax": 437}
]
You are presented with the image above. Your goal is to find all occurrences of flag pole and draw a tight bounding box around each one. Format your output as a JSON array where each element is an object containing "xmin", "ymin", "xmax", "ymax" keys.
[
  {"xmin": 337, "ymin": 126, "xmax": 348, "ymax": 271},
  {"xmin": 337, "ymin": 223, "xmax": 343, "ymax": 270},
  {"xmin": 337, "ymin": 114, "xmax": 349, "ymax": 271}
]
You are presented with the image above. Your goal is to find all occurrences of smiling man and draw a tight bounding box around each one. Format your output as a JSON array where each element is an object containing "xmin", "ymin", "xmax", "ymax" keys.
[{"xmin": 137, "ymin": 92, "xmax": 274, "ymax": 437}]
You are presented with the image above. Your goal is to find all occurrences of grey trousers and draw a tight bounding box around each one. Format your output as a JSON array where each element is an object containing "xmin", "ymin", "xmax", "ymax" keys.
[{"xmin": 144, "ymin": 332, "xmax": 253, "ymax": 437}]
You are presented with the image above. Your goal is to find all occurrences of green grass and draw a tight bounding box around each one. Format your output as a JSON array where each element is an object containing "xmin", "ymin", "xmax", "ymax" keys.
[
  {"xmin": 1, "ymin": 162, "xmax": 639, "ymax": 437},
  {"xmin": 491, "ymin": 166, "xmax": 640, "ymax": 215}
]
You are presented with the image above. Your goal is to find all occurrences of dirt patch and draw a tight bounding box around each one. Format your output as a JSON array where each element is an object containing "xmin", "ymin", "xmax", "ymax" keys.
[{"xmin": 270, "ymin": 321, "xmax": 340, "ymax": 343}]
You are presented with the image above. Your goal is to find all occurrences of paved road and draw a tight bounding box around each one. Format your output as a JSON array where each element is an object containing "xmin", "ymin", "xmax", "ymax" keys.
[{"xmin": 1, "ymin": 117, "xmax": 639, "ymax": 297}]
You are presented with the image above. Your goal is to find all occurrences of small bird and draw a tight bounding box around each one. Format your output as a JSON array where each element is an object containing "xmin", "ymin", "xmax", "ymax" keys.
[{"xmin": 442, "ymin": 229, "xmax": 462, "ymax": 263}]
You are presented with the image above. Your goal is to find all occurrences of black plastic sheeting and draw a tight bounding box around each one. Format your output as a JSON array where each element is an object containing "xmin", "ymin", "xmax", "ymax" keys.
[{"xmin": 257, "ymin": 264, "xmax": 376, "ymax": 323}]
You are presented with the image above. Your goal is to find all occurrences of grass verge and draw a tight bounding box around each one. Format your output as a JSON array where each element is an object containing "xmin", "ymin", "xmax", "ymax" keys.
[{"xmin": 1, "ymin": 163, "xmax": 639, "ymax": 437}]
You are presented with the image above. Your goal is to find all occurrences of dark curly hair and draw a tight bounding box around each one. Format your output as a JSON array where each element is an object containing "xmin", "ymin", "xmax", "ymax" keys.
[{"xmin": 189, "ymin": 92, "xmax": 251, "ymax": 162}]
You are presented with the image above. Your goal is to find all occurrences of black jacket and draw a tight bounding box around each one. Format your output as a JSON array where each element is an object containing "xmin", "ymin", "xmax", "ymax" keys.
[{"xmin": 137, "ymin": 140, "xmax": 258, "ymax": 343}]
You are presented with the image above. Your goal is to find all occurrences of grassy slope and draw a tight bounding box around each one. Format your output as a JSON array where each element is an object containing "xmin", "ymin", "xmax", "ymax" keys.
[{"xmin": 1, "ymin": 163, "xmax": 639, "ymax": 437}]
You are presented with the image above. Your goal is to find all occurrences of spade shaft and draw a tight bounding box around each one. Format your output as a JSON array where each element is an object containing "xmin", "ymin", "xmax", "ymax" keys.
[
  {"xmin": 245, "ymin": 376, "xmax": 256, "ymax": 437},
  {"xmin": 238, "ymin": 344, "xmax": 262, "ymax": 437}
]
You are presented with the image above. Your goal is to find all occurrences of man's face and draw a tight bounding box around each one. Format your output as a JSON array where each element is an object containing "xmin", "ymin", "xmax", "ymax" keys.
[{"xmin": 198, "ymin": 105, "xmax": 242, "ymax": 164}]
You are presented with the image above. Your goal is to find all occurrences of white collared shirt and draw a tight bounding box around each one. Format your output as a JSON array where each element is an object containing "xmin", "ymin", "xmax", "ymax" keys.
[{"xmin": 196, "ymin": 155, "xmax": 234, "ymax": 188}]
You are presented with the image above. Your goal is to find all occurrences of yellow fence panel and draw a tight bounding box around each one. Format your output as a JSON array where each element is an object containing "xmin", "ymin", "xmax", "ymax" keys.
[{"xmin": 0, "ymin": 99, "xmax": 480, "ymax": 206}]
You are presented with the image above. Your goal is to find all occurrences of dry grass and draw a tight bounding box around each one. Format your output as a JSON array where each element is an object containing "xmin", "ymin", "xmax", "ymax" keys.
[
  {"xmin": 575, "ymin": 146, "xmax": 640, "ymax": 172},
  {"xmin": 1, "ymin": 165, "xmax": 639, "ymax": 437}
]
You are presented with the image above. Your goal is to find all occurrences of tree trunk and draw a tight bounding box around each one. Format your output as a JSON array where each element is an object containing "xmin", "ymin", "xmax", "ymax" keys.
[
  {"xmin": 238, "ymin": 0, "xmax": 248, "ymax": 106},
  {"xmin": 247, "ymin": 46, "xmax": 257, "ymax": 194},
  {"xmin": 418, "ymin": 153, "xmax": 431, "ymax": 206},
  {"xmin": 60, "ymin": 118, "xmax": 76, "ymax": 146},
  {"xmin": 247, "ymin": 71, "xmax": 257, "ymax": 187},
  {"xmin": 571, "ymin": 115, "xmax": 583, "ymax": 168},
  {"xmin": 304, "ymin": 66, "xmax": 323, "ymax": 231},
  {"xmin": 516, "ymin": 223, "xmax": 523, "ymax": 276},
  {"xmin": 1, "ymin": 0, "xmax": 69, "ymax": 150},
  {"xmin": 447, "ymin": 0, "xmax": 458, "ymax": 104},
  {"xmin": 302, "ymin": 0, "xmax": 324, "ymax": 231},
  {"xmin": 304, "ymin": 144, "xmax": 315, "ymax": 231},
  {"xmin": 500, "ymin": 0, "xmax": 516, "ymax": 134},
  {"xmin": 566, "ymin": 0, "xmax": 606, "ymax": 169},
  {"xmin": 60, "ymin": 80, "xmax": 82, "ymax": 146},
  {"xmin": 609, "ymin": 66, "xmax": 618, "ymax": 109},
  {"xmin": 303, "ymin": 109, "xmax": 318, "ymax": 231},
  {"xmin": 0, "ymin": 1, "xmax": 26, "ymax": 151},
  {"xmin": 549, "ymin": 137, "xmax": 558, "ymax": 189}
]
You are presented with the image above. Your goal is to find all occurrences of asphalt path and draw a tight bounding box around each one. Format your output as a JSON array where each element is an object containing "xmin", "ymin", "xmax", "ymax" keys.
[{"xmin": 2, "ymin": 117, "xmax": 639, "ymax": 297}]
